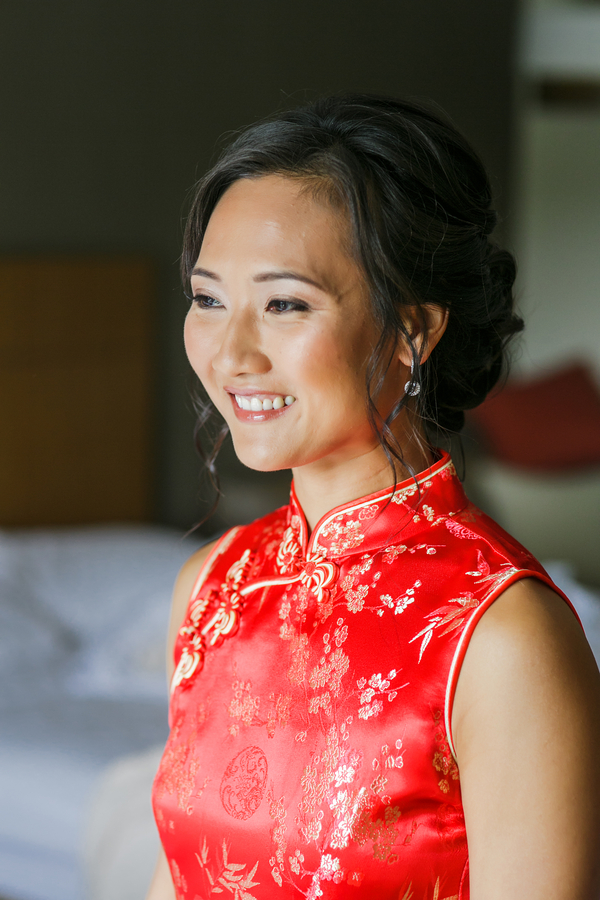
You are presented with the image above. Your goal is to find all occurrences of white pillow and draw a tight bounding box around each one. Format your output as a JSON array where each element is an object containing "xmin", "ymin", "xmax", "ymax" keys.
[{"xmin": 0, "ymin": 526, "xmax": 202, "ymax": 700}]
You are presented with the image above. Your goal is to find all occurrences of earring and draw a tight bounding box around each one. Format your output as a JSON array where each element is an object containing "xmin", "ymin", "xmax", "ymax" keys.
[{"xmin": 404, "ymin": 360, "xmax": 421, "ymax": 397}]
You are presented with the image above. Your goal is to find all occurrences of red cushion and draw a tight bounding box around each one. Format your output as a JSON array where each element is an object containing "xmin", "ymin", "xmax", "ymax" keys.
[{"xmin": 468, "ymin": 363, "xmax": 600, "ymax": 471}]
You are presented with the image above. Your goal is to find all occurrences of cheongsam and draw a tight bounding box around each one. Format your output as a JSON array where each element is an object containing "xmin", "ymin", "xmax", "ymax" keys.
[{"xmin": 152, "ymin": 451, "xmax": 574, "ymax": 900}]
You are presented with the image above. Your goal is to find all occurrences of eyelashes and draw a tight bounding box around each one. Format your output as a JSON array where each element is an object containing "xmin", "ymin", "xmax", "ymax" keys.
[
  {"xmin": 266, "ymin": 299, "xmax": 310, "ymax": 314},
  {"xmin": 192, "ymin": 293, "xmax": 223, "ymax": 309},
  {"xmin": 189, "ymin": 294, "xmax": 310, "ymax": 314}
]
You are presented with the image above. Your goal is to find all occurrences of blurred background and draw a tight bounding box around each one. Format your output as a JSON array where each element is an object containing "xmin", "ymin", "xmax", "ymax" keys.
[{"xmin": 0, "ymin": 1, "xmax": 599, "ymax": 899}]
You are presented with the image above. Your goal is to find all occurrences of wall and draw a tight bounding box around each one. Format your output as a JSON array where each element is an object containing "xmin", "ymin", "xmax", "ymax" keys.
[
  {"xmin": 0, "ymin": 0, "xmax": 518, "ymax": 527},
  {"xmin": 512, "ymin": 109, "xmax": 600, "ymax": 378}
]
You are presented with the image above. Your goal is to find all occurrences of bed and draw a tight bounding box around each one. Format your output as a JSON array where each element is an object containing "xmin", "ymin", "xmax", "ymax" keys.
[{"xmin": 0, "ymin": 523, "xmax": 203, "ymax": 900}]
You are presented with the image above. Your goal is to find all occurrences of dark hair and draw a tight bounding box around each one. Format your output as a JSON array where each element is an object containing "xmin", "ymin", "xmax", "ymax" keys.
[{"xmin": 182, "ymin": 93, "xmax": 522, "ymax": 491}]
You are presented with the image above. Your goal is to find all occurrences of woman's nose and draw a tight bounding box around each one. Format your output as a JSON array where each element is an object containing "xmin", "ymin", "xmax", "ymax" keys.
[{"xmin": 212, "ymin": 310, "xmax": 270, "ymax": 377}]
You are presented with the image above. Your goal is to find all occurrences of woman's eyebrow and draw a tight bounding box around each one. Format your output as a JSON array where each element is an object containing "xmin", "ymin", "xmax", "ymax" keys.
[
  {"xmin": 192, "ymin": 266, "xmax": 330, "ymax": 293},
  {"xmin": 191, "ymin": 266, "xmax": 221, "ymax": 281},
  {"xmin": 253, "ymin": 270, "xmax": 327, "ymax": 291}
]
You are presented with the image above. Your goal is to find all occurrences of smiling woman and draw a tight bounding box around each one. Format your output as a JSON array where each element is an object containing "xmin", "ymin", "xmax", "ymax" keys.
[
  {"xmin": 184, "ymin": 174, "xmax": 431, "ymax": 487},
  {"xmin": 147, "ymin": 95, "xmax": 600, "ymax": 900}
]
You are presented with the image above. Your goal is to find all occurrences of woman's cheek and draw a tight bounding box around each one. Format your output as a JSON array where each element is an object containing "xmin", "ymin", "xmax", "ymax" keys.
[
  {"xmin": 183, "ymin": 315, "xmax": 198, "ymax": 370},
  {"xmin": 184, "ymin": 318, "xmax": 211, "ymax": 383}
]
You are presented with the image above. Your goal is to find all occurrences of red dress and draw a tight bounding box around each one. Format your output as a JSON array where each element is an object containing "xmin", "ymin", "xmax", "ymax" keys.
[{"xmin": 152, "ymin": 452, "xmax": 572, "ymax": 900}]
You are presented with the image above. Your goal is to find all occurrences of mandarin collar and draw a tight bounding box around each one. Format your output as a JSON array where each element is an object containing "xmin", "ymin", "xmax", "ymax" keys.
[{"xmin": 287, "ymin": 451, "xmax": 468, "ymax": 561}]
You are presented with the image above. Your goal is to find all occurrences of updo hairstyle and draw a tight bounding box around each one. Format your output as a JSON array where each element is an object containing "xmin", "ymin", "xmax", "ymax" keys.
[{"xmin": 182, "ymin": 93, "xmax": 522, "ymax": 481}]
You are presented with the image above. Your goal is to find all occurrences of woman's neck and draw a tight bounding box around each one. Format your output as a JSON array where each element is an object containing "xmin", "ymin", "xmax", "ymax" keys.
[{"xmin": 292, "ymin": 440, "xmax": 433, "ymax": 533}]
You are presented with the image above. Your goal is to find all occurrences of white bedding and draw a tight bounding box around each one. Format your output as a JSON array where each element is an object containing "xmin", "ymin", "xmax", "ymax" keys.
[{"xmin": 0, "ymin": 525, "xmax": 203, "ymax": 900}]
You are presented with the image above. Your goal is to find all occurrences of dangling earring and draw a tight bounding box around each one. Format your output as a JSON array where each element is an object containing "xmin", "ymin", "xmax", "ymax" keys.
[{"xmin": 404, "ymin": 360, "xmax": 421, "ymax": 397}]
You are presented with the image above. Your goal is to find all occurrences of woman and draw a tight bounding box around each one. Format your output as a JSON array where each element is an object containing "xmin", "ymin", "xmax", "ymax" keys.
[{"xmin": 148, "ymin": 95, "xmax": 600, "ymax": 899}]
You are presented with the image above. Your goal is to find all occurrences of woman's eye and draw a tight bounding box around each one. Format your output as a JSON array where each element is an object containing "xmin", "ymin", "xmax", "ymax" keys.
[
  {"xmin": 193, "ymin": 294, "xmax": 222, "ymax": 309},
  {"xmin": 267, "ymin": 299, "xmax": 309, "ymax": 313}
]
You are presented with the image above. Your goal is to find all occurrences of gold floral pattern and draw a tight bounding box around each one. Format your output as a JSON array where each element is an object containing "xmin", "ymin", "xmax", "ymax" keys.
[
  {"xmin": 196, "ymin": 836, "xmax": 260, "ymax": 899},
  {"xmin": 173, "ymin": 549, "xmax": 254, "ymax": 691},
  {"xmin": 432, "ymin": 711, "xmax": 459, "ymax": 794}
]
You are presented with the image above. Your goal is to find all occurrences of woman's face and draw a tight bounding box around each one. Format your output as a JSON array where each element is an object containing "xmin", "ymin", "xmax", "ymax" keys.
[{"xmin": 184, "ymin": 174, "xmax": 402, "ymax": 475}]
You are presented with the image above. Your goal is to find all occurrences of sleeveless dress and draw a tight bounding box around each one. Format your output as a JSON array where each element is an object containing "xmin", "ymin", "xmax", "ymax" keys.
[{"xmin": 152, "ymin": 452, "xmax": 574, "ymax": 900}]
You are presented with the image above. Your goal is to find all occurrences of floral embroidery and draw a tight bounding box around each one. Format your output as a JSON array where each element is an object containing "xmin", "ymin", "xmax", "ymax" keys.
[
  {"xmin": 171, "ymin": 859, "xmax": 188, "ymax": 899},
  {"xmin": 390, "ymin": 483, "xmax": 419, "ymax": 505},
  {"xmin": 382, "ymin": 544, "xmax": 441, "ymax": 564},
  {"xmin": 471, "ymin": 562, "xmax": 521, "ymax": 597},
  {"xmin": 358, "ymin": 504, "xmax": 378, "ymax": 521},
  {"xmin": 465, "ymin": 548, "xmax": 491, "ymax": 579},
  {"xmin": 409, "ymin": 593, "xmax": 480, "ymax": 662},
  {"xmin": 439, "ymin": 460, "xmax": 457, "ymax": 480},
  {"xmin": 356, "ymin": 671, "xmax": 408, "ymax": 719},
  {"xmin": 349, "ymin": 794, "xmax": 403, "ymax": 863},
  {"xmin": 315, "ymin": 515, "xmax": 366, "ymax": 556},
  {"xmin": 266, "ymin": 693, "xmax": 293, "ymax": 737},
  {"xmin": 443, "ymin": 518, "xmax": 480, "ymax": 541},
  {"xmin": 340, "ymin": 557, "xmax": 376, "ymax": 612},
  {"xmin": 228, "ymin": 680, "xmax": 261, "ymax": 735},
  {"xmin": 382, "ymin": 544, "xmax": 406, "ymax": 564},
  {"xmin": 287, "ymin": 631, "xmax": 310, "ymax": 686},
  {"xmin": 345, "ymin": 583, "xmax": 369, "ymax": 613},
  {"xmin": 299, "ymin": 724, "xmax": 345, "ymax": 827},
  {"xmin": 155, "ymin": 708, "xmax": 209, "ymax": 814},
  {"xmin": 267, "ymin": 789, "xmax": 288, "ymax": 883},
  {"xmin": 228, "ymin": 677, "xmax": 292, "ymax": 738},
  {"xmin": 421, "ymin": 504, "xmax": 436, "ymax": 522},
  {"xmin": 377, "ymin": 578, "xmax": 422, "ymax": 617},
  {"xmin": 173, "ymin": 549, "xmax": 254, "ymax": 690},
  {"xmin": 432, "ymin": 711, "xmax": 459, "ymax": 794},
  {"xmin": 309, "ymin": 647, "xmax": 349, "ymax": 697},
  {"xmin": 289, "ymin": 849, "xmax": 304, "ymax": 874},
  {"xmin": 196, "ymin": 836, "xmax": 260, "ymax": 899}
]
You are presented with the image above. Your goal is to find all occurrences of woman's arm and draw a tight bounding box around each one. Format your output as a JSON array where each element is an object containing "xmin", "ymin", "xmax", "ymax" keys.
[
  {"xmin": 145, "ymin": 539, "xmax": 218, "ymax": 900},
  {"xmin": 453, "ymin": 578, "xmax": 600, "ymax": 898},
  {"xmin": 146, "ymin": 847, "xmax": 176, "ymax": 900}
]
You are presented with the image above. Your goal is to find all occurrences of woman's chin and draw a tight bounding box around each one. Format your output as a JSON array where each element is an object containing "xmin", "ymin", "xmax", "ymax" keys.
[{"xmin": 230, "ymin": 439, "xmax": 294, "ymax": 474}]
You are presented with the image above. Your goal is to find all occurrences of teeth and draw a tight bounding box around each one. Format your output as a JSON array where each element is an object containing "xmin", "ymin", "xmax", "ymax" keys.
[{"xmin": 234, "ymin": 394, "xmax": 295, "ymax": 412}]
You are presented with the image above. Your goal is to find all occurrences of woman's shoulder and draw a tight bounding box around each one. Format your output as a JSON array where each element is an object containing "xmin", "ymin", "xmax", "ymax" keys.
[
  {"xmin": 452, "ymin": 577, "xmax": 600, "ymax": 890},
  {"xmin": 453, "ymin": 576, "xmax": 600, "ymax": 764},
  {"xmin": 166, "ymin": 538, "xmax": 221, "ymax": 681}
]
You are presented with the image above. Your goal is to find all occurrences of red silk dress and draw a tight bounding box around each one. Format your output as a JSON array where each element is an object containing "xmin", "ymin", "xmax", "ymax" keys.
[{"xmin": 152, "ymin": 452, "xmax": 573, "ymax": 900}]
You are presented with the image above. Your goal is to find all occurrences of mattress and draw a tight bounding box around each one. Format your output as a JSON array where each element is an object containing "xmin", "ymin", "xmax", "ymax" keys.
[{"xmin": 0, "ymin": 525, "xmax": 203, "ymax": 900}]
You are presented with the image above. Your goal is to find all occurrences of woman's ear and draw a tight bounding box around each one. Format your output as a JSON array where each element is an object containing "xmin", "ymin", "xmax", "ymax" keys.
[{"xmin": 397, "ymin": 304, "xmax": 449, "ymax": 366}]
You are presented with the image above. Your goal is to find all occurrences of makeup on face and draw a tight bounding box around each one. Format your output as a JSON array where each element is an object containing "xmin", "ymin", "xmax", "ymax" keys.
[{"xmin": 184, "ymin": 175, "xmax": 403, "ymax": 475}]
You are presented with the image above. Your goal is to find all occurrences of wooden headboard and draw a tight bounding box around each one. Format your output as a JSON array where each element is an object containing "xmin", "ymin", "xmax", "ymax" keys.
[{"xmin": 0, "ymin": 257, "xmax": 155, "ymax": 526}]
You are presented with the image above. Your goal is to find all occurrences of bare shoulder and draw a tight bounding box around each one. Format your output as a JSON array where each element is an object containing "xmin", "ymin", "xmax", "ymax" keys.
[
  {"xmin": 454, "ymin": 578, "xmax": 600, "ymax": 760},
  {"xmin": 165, "ymin": 538, "xmax": 219, "ymax": 682},
  {"xmin": 453, "ymin": 577, "xmax": 600, "ymax": 896}
]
